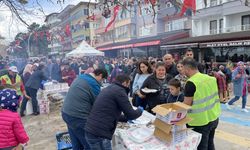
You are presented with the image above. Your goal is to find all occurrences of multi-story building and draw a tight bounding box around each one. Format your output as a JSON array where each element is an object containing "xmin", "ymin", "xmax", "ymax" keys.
[
  {"xmin": 70, "ymin": 2, "xmax": 96, "ymax": 49},
  {"xmin": 56, "ymin": 5, "xmax": 75, "ymax": 53},
  {"xmin": 161, "ymin": 0, "xmax": 250, "ymax": 62},
  {"xmin": 45, "ymin": 13, "xmax": 61, "ymax": 55},
  {"xmin": 95, "ymin": 2, "xmax": 191, "ymax": 58}
]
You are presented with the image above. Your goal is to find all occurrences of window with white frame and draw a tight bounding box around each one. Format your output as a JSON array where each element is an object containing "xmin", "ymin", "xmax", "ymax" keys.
[
  {"xmin": 139, "ymin": 24, "xmax": 153, "ymax": 36},
  {"xmin": 165, "ymin": 18, "xmax": 187, "ymax": 32},
  {"xmin": 242, "ymin": 15, "xmax": 250, "ymax": 31},
  {"xmin": 210, "ymin": 20, "xmax": 217, "ymax": 34},
  {"xmin": 115, "ymin": 25, "xmax": 129, "ymax": 39},
  {"xmin": 210, "ymin": 0, "xmax": 218, "ymax": 7},
  {"xmin": 219, "ymin": 19, "xmax": 223, "ymax": 33}
]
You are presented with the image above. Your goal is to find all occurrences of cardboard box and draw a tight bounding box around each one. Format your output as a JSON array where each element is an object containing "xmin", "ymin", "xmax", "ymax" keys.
[
  {"xmin": 152, "ymin": 102, "xmax": 191, "ymax": 124},
  {"xmin": 153, "ymin": 127, "xmax": 188, "ymax": 144},
  {"xmin": 153, "ymin": 117, "xmax": 192, "ymax": 134}
]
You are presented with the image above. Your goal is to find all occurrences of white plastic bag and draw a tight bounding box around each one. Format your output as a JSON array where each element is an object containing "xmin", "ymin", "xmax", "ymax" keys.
[{"xmin": 26, "ymin": 100, "xmax": 33, "ymax": 115}]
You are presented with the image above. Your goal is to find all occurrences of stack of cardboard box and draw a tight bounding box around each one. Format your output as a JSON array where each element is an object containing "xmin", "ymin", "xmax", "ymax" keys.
[{"xmin": 152, "ymin": 102, "xmax": 192, "ymax": 144}]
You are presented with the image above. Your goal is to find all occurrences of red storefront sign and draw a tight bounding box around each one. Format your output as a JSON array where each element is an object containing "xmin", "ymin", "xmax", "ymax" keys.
[{"xmin": 98, "ymin": 40, "xmax": 160, "ymax": 51}]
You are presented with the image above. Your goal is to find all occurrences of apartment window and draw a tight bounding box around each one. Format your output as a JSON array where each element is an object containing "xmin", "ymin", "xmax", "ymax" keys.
[
  {"xmin": 166, "ymin": 2, "xmax": 173, "ymax": 8},
  {"xmin": 242, "ymin": 15, "xmax": 250, "ymax": 31},
  {"xmin": 84, "ymin": 9, "xmax": 89, "ymax": 16},
  {"xmin": 210, "ymin": 0, "xmax": 217, "ymax": 7},
  {"xmin": 139, "ymin": 25, "xmax": 153, "ymax": 36},
  {"xmin": 219, "ymin": 19, "xmax": 223, "ymax": 33},
  {"xmin": 86, "ymin": 36, "xmax": 90, "ymax": 41},
  {"xmin": 131, "ymin": 24, "xmax": 137, "ymax": 37},
  {"xmin": 210, "ymin": 20, "xmax": 217, "ymax": 34},
  {"xmin": 115, "ymin": 25, "xmax": 128, "ymax": 39},
  {"xmin": 85, "ymin": 23, "xmax": 90, "ymax": 29},
  {"xmin": 165, "ymin": 18, "xmax": 187, "ymax": 32}
]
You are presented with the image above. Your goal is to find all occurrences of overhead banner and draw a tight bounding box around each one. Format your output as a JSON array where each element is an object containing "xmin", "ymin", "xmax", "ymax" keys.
[{"xmin": 200, "ymin": 40, "xmax": 250, "ymax": 48}]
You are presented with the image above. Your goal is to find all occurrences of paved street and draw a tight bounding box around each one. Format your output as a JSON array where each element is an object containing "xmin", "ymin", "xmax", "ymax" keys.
[{"xmin": 215, "ymin": 98, "xmax": 250, "ymax": 150}]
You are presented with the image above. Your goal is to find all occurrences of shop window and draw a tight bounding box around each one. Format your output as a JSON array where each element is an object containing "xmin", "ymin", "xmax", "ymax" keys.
[
  {"xmin": 242, "ymin": 15, "xmax": 250, "ymax": 31},
  {"xmin": 210, "ymin": 20, "xmax": 217, "ymax": 35}
]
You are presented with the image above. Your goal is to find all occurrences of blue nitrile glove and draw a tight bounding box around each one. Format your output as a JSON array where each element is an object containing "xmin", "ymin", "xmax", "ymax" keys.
[
  {"xmin": 138, "ymin": 106, "xmax": 144, "ymax": 112},
  {"xmin": 128, "ymin": 120, "xmax": 134, "ymax": 124}
]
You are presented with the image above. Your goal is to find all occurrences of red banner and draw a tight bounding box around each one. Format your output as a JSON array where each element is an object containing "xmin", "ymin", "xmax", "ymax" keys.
[
  {"xmin": 180, "ymin": 0, "xmax": 196, "ymax": 16},
  {"xmin": 105, "ymin": 5, "xmax": 120, "ymax": 32}
]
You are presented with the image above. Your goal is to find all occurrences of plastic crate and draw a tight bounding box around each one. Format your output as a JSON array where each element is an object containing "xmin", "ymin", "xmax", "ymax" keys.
[{"xmin": 56, "ymin": 132, "xmax": 72, "ymax": 150}]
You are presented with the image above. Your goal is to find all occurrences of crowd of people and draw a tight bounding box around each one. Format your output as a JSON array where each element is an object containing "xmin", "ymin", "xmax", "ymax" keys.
[{"xmin": 0, "ymin": 48, "xmax": 249, "ymax": 150}]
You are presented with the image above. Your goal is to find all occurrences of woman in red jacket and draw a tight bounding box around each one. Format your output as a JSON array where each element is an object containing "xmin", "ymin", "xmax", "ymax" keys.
[
  {"xmin": 61, "ymin": 62, "xmax": 76, "ymax": 86},
  {"xmin": 0, "ymin": 89, "xmax": 29, "ymax": 150}
]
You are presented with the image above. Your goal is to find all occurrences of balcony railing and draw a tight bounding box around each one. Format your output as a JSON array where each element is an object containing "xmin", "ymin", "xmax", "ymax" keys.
[
  {"xmin": 224, "ymin": 24, "xmax": 250, "ymax": 33},
  {"xmin": 207, "ymin": 24, "xmax": 250, "ymax": 35},
  {"xmin": 165, "ymin": 20, "xmax": 191, "ymax": 32}
]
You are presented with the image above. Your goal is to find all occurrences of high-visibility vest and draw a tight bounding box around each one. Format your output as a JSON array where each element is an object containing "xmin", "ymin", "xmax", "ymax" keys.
[
  {"xmin": 0, "ymin": 74, "xmax": 22, "ymax": 95},
  {"xmin": 187, "ymin": 72, "xmax": 221, "ymax": 126}
]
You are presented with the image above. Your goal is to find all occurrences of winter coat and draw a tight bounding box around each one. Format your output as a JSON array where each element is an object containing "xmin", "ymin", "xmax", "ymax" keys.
[
  {"xmin": 0, "ymin": 110, "xmax": 29, "ymax": 148},
  {"xmin": 51, "ymin": 63, "xmax": 62, "ymax": 81},
  {"xmin": 61, "ymin": 69, "xmax": 76, "ymax": 86},
  {"xmin": 232, "ymin": 68, "xmax": 248, "ymax": 97},
  {"xmin": 25, "ymin": 70, "xmax": 47, "ymax": 90},
  {"xmin": 85, "ymin": 83, "xmax": 142, "ymax": 140},
  {"xmin": 62, "ymin": 74, "xmax": 101, "ymax": 120},
  {"xmin": 140, "ymin": 74, "xmax": 172, "ymax": 112},
  {"xmin": 165, "ymin": 64, "xmax": 178, "ymax": 77}
]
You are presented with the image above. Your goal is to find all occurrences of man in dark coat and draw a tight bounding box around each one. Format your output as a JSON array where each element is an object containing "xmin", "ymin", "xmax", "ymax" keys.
[
  {"xmin": 62, "ymin": 69, "xmax": 107, "ymax": 150},
  {"xmin": 25, "ymin": 63, "xmax": 47, "ymax": 115},
  {"xmin": 85, "ymin": 74, "xmax": 143, "ymax": 150},
  {"xmin": 163, "ymin": 54, "xmax": 179, "ymax": 77}
]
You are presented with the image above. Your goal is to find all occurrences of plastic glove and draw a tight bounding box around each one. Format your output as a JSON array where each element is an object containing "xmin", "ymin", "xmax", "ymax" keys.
[
  {"xmin": 138, "ymin": 106, "xmax": 144, "ymax": 112},
  {"xmin": 128, "ymin": 120, "xmax": 134, "ymax": 124}
]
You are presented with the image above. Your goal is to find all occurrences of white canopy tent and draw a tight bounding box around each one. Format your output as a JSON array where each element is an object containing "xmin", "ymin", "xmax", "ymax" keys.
[{"xmin": 66, "ymin": 40, "xmax": 104, "ymax": 57}]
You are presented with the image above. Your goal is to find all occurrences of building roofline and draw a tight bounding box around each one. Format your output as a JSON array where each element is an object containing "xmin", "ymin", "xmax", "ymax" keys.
[{"xmin": 44, "ymin": 13, "xmax": 59, "ymax": 22}]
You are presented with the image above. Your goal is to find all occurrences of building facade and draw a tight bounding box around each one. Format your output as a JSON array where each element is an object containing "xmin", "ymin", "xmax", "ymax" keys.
[
  {"xmin": 70, "ymin": 2, "xmax": 96, "ymax": 49},
  {"xmin": 45, "ymin": 13, "xmax": 61, "ymax": 55},
  {"xmin": 56, "ymin": 5, "xmax": 75, "ymax": 53},
  {"xmin": 161, "ymin": 0, "xmax": 250, "ymax": 62},
  {"xmin": 95, "ymin": 2, "xmax": 191, "ymax": 58}
]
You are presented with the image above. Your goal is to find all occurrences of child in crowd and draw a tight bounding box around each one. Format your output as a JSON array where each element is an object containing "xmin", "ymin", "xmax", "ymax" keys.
[
  {"xmin": 0, "ymin": 89, "xmax": 29, "ymax": 150},
  {"xmin": 165, "ymin": 78, "xmax": 184, "ymax": 103}
]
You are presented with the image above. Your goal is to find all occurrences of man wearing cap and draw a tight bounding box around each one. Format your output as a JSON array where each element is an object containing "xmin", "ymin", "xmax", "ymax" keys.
[{"xmin": 0, "ymin": 66, "xmax": 30, "ymax": 99}]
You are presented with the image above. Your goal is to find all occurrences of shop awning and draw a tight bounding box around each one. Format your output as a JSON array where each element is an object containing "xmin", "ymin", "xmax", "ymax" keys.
[
  {"xmin": 97, "ymin": 30, "xmax": 190, "ymax": 51},
  {"xmin": 161, "ymin": 30, "xmax": 250, "ymax": 48}
]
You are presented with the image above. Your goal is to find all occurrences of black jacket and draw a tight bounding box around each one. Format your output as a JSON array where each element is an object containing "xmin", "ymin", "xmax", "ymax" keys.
[
  {"xmin": 25, "ymin": 70, "xmax": 47, "ymax": 90},
  {"xmin": 140, "ymin": 74, "xmax": 172, "ymax": 112},
  {"xmin": 166, "ymin": 64, "xmax": 179, "ymax": 77},
  {"xmin": 85, "ymin": 83, "xmax": 142, "ymax": 140}
]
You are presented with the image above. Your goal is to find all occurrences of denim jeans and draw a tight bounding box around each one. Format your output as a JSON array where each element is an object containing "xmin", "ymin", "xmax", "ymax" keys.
[
  {"xmin": 228, "ymin": 95, "xmax": 247, "ymax": 109},
  {"xmin": 62, "ymin": 112, "xmax": 90, "ymax": 150},
  {"xmin": 85, "ymin": 131, "xmax": 112, "ymax": 150},
  {"xmin": 187, "ymin": 118, "xmax": 219, "ymax": 150}
]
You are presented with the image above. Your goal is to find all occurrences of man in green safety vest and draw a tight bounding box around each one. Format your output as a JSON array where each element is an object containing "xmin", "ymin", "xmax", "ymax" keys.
[
  {"xmin": 0, "ymin": 66, "xmax": 30, "ymax": 99},
  {"xmin": 182, "ymin": 58, "xmax": 221, "ymax": 150}
]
